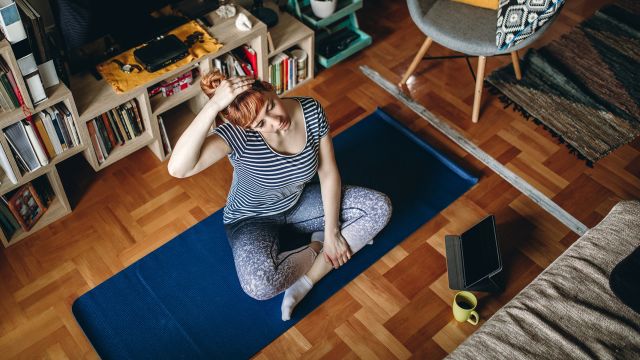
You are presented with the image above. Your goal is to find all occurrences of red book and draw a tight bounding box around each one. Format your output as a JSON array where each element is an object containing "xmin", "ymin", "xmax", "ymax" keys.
[
  {"xmin": 242, "ymin": 45, "xmax": 258, "ymax": 78},
  {"xmin": 101, "ymin": 113, "xmax": 118, "ymax": 146},
  {"xmin": 239, "ymin": 62, "xmax": 253, "ymax": 77},
  {"xmin": 6, "ymin": 69, "xmax": 25, "ymax": 106},
  {"xmin": 87, "ymin": 120, "xmax": 104, "ymax": 164}
]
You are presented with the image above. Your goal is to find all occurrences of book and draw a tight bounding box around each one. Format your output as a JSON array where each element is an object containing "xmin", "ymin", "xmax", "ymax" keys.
[
  {"xmin": 33, "ymin": 113, "xmax": 54, "ymax": 158},
  {"xmin": 0, "ymin": 1, "xmax": 27, "ymax": 44},
  {"xmin": 101, "ymin": 113, "xmax": 120, "ymax": 146},
  {"xmin": 5, "ymin": 182, "xmax": 46, "ymax": 231},
  {"xmin": 0, "ymin": 199, "xmax": 19, "ymax": 239},
  {"xmin": 0, "ymin": 76, "xmax": 12, "ymax": 110},
  {"xmin": 93, "ymin": 114, "xmax": 112, "ymax": 154},
  {"xmin": 106, "ymin": 109, "xmax": 126, "ymax": 143},
  {"xmin": 4, "ymin": 120, "xmax": 40, "ymax": 172},
  {"xmin": 51, "ymin": 106, "xmax": 72, "ymax": 148},
  {"xmin": 0, "ymin": 140, "xmax": 16, "ymax": 183},
  {"xmin": 40, "ymin": 109, "xmax": 62, "ymax": 155},
  {"xmin": 86, "ymin": 119, "xmax": 104, "ymax": 164},
  {"xmin": 0, "ymin": 57, "xmax": 25, "ymax": 107},
  {"xmin": 0, "ymin": 72, "xmax": 18, "ymax": 107},
  {"xmin": 118, "ymin": 105, "xmax": 136, "ymax": 138},
  {"xmin": 131, "ymin": 99, "xmax": 144, "ymax": 132},
  {"xmin": 111, "ymin": 108, "xmax": 131, "ymax": 141},
  {"xmin": 158, "ymin": 115, "xmax": 171, "ymax": 155},
  {"xmin": 23, "ymin": 119, "xmax": 48, "ymax": 165},
  {"xmin": 46, "ymin": 107, "xmax": 66, "ymax": 150},
  {"xmin": 126, "ymin": 100, "xmax": 144, "ymax": 134},
  {"xmin": 242, "ymin": 45, "xmax": 258, "ymax": 77},
  {"xmin": 16, "ymin": 0, "xmax": 47, "ymax": 64},
  {"xmin": 56, "ymin": 103, "xmax": 79, "ymax": 145},
  {"xmin": 5, "ymin": 135, "xmax": 28, "ymax": 174},
  {"xmin": 15, "ymin": 0, "xmax": 40, "ymax": 63}
]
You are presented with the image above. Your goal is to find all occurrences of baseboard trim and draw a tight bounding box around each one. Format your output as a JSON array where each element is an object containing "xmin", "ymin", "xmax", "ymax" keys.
[{"xmin": 360, "ymin": 65, "xmax": 588, "ymax": 236}]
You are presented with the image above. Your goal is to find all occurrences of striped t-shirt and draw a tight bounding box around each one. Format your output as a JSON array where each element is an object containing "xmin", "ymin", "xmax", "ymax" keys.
[{"xmin": 213, "ymin": 97, "xmax": 329, "ymax": 224}]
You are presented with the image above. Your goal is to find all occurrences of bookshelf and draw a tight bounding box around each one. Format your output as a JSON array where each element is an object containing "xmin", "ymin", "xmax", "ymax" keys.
[
  {"xmin": 70, "ymin": 7, "xmax": 269, "ymax": 166},
  {"xmin": 266, "ymin": 4, "xmax": 315, "ymax": 94},
  {"xmin": 0, "ymin": 5, "xmax": 315, "ymax": 245},
  {"xmin": 0, "ymin": 40, "xmax": 82, "ymax": 247}
]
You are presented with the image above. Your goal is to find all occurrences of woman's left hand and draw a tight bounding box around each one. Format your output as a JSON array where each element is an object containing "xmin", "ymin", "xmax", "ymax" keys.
[{"xmin": 323, "ymin": 231, "xmax": 352, "ymax": 268}]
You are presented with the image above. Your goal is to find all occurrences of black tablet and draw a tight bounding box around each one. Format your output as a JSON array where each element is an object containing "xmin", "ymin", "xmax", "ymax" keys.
[{"xmin": 460, "ymin": 215, "xmax": 502, "ymax": 288}]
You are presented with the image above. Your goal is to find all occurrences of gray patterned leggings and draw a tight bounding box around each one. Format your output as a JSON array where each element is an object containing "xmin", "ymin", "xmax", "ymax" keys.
[{"xmin": 224, "ymin": 183, "xmax": 392, "ymax": 300}]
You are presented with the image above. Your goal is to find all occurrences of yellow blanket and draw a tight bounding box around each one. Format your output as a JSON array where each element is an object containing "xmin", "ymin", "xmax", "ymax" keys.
[{"xmin": 98, "ymin": 20, "xmax": 223, "ymax": 93}]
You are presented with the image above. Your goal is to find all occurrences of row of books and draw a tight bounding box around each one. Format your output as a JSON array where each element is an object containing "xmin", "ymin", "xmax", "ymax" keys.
[
  {"xmin": 268, "ymin": 48, "xmax": 308, "ymax": 95},
  {"xmin": 87, "ymin": 100, "xmax": 145, "ymax": 164},
  {"xmin": 213, "ymin": 45, "xmax": 258, "ymax": 78},
  {"xmin": 0, "ymin": 102, "xmax": 79, "ymax": 182},
  {"xmin": 0, "ymin": 177, "xmax": 53, "ymax": 239},
  {"xmin": 0, "ymin": 57, "xmax": 24, "ymax": 112}
]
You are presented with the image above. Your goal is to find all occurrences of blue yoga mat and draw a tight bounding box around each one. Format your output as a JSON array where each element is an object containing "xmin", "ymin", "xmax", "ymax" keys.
[{"xmin": 73, "ymin": 108, "xmax": 478, "ymax": 359}]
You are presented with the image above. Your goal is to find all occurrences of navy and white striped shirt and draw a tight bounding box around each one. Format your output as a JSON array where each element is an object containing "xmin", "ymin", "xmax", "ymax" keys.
[{"xmin": 213, "ymin": 97, "xmax": 329, "ymax": 224}]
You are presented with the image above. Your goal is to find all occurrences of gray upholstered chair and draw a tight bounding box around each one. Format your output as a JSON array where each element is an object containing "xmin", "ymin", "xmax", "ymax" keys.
[{"xmin": 400, "ymin": 0, "xmax": 558, "ymax": 122}]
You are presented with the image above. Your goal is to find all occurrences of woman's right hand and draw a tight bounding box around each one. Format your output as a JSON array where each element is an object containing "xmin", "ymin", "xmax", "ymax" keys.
[{"xmin": 209, "ymin": 76, "xmax": 255, "ymax": 111}]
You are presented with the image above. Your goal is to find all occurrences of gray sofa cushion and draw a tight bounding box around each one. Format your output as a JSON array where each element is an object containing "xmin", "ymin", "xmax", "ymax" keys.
[{"xmin": 447, "ymin": 201, "xmax": 640, "ymax": 359}]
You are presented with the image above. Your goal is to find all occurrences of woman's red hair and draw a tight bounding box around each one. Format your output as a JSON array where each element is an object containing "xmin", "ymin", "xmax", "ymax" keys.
[{"xmin": 200, "ymin": 69, "xmax": 274, "ymax": 128}]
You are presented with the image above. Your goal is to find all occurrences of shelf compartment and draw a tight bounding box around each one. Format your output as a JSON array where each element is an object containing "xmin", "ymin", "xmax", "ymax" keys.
[
  {"xmin": 0, "ymin": 84, "xmax": 72, "ymax": 128},
  {"xmin": 267, "ymin": 10, "xmax": 315, "ymax": 58},
  {"xmin": 0, "ymin": 145, "xmax": 85, "ymax": 196},
  {"xmin": 315, "ymin": 15, "xmax": 372, "ymax": 68},
  {"xmin": 0, "ymin": 169, "xmax": 71, "ymax": 247},
  {"xmin": 150, "ymin": 69, "xmax": 202, "ymax": 116},
  {"xmin": 289, "ymin": 0, "xmax": 363, "ymax": 29},
  {"xmin": 157, "ymin": 102, "xmax": 199, "ymax": 161},
  {"xmin": 89, "ymin": 131, "xmax": 155, "ymax": 171},
  {"xmin": 3, "ymin": 194, "xmax": 68, "ymax": 246}
]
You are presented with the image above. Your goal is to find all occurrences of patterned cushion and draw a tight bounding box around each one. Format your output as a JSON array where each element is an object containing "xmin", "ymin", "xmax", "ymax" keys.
[{"xmin": 496, "ymin": 0, "xmax": 564, "ymax": 50}]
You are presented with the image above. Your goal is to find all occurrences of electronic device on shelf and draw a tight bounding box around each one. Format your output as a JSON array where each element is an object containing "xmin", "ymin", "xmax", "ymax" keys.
[{"xmin": 134, "ymin": 35, "xmax": 189, "ymax": 73}]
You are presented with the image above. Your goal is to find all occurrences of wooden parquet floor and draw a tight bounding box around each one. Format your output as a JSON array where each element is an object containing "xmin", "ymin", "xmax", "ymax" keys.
[{"xmin": 1, "ymin": 0, "xmax": 637, "ymax": 358}]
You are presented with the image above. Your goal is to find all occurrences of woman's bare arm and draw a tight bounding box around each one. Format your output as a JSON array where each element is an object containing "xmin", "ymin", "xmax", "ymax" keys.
[
  {"xmin": 317, "ymin": 134, "xmax": 351, "ymax": 267},
  {"xmin": 167, "ymin": 101, "xmax": 230, "ymax": 178},
  {"xmin": 167, "ymin": 77, "xmax": 254, "ymax": 178}
]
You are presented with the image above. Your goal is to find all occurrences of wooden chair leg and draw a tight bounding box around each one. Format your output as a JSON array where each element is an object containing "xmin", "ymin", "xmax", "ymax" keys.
[
  {"xmin": 399, "ymin": 37, "xmax": 433, "ymax": 86},
  {"xmin": 511, "ymin": 51, "xmax": 522, "ymax": 80},
  {"xmin": 472, "ymin": 56, "xmax": 487, "ymax": 123}
]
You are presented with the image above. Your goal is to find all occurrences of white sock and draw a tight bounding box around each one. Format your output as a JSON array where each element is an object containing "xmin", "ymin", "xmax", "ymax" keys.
[
  {"xmin": 281, "ymin": 275, "xmax": 313, "ymax": 321},
  {"xmin": 311, "ymin": 231, "xmax": 324, "ymax": 242}
]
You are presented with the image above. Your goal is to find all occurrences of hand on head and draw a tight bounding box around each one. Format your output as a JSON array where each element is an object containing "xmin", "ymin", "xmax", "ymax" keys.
[
  {"xmin": 201, "ymin": 70, "xmax": 255, "ymax": 110},
  {"xmin": 211, "ymin": 76, "xmax": 255, "ymax": 111}
]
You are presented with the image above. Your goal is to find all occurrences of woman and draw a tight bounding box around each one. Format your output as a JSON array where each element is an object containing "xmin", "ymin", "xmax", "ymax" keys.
[{"xmin": 168, "ymin": 70, "xmax": 392, "ymax": 321}]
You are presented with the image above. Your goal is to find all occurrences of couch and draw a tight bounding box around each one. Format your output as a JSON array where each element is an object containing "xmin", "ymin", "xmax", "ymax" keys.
[{"xmin": 447, "ymin": 201, "xmax": 640, "ymax": 359}]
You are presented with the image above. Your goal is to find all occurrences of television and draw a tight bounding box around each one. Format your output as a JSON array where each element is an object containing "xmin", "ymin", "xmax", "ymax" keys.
[{"xmin": 49, "ymin": 0, "xmax": 193, "ymax": 75}]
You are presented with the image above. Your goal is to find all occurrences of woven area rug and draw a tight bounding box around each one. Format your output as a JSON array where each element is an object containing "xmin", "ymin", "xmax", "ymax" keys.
[{"xmin": 487, "ymin": 0, "xmax": 640, "ymax": 165}]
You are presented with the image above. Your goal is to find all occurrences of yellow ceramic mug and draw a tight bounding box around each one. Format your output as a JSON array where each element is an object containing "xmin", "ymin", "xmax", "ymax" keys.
[{"xmin": 452, "ymin": 291, "xmax": 479, "ymax": 325}]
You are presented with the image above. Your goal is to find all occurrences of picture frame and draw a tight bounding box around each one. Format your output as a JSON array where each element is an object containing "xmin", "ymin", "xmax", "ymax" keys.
[{"xmin": 6, "ymin": 183, "xmax": 47, "ymax": 232}]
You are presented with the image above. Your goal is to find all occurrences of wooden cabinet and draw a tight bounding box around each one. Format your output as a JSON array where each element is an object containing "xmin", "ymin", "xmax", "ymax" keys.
[{"xmin": 0, "ymin": 40, "xmax": 81, "ymax": 247}]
